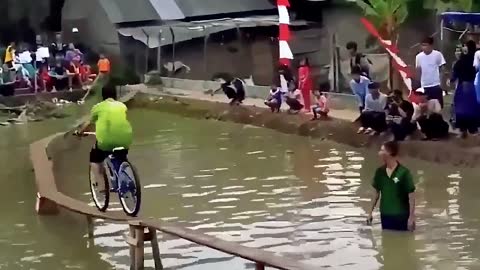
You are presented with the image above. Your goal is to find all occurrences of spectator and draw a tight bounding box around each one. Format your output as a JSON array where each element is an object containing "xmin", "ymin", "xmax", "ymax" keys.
[
  {"xmin": 473, "ymin": 41, "xmax": 480, "ymax": 104},
  {"xmin": 350, "ymin": 66, "xmax": 370, "ymax": 114},
  {"xmin": 311, "ymin": 89, "xmax": 329, "ymax": 120},
  {"xmin": 367, "ymin": 141, "xmax": 416, "ymax": 232},
  {"xmin": 4, "ymin": 42, "xmax": 15, "ymax": 69},
  {"xmin": 264, "ymin": 84, "xmax": 282, "ymax": 112},
  {"xmin": 49, "ymin": 61, "xmax": 69, "ymax": 91},
  {"xmin": 451, "ymin": 40, "xmax": 479, "ymax": 138},
  {"xmin": 50, "ymin": 32, "xmax": 67, "ymax": 60},
  {"xmin": 415, "ymin": 36, "xmax": 446, "ymax": 108},
  {"xmin": 298, "ymin": 58, "xmax": 312, "ymax": 112},
  {"xmin": 212, "ymin": 76, "xmax": 246, "ymax": 106},
  {"xmin": 67, "ymin": 60, "xmax": 85, "ymax": 91},
  {"xmin": 35, "ymin": 36, "xmax": 50, "ymax": 70},
  {"xmin": 358, "ymin": 82, "xmax": 387, "ymax": 135},
  {"xmin": 387, "ymin": 89, "xmax": 416, "ymax": 141},
  {"xmin": 65, "ymin": 43, "xmax": 83, "ymax": 63},
  {"xmin": 285, "ymin": 82, "xmax": 304, "ymax": 114},
  {"xmin": 346, "ymin": 41, "xmax": 371, "ymax": 78},
  {"xmin": 412, "ymin": 88, "xmax": 449, "ymax": 140}
]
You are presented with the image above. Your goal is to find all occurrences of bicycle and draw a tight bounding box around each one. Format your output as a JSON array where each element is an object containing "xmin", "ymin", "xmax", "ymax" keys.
[{"xmin": 75, "ymin": 132, "xmax": 141, "ymax": 217}]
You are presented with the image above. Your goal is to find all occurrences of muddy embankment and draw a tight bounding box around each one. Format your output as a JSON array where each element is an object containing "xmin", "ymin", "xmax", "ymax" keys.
[{"xmin": 128, "ymin": 93, "xmax": 480, "ymax": 167}]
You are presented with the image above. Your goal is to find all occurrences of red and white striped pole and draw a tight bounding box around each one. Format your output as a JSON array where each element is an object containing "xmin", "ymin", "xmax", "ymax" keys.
[{"xmin": 277, "ymin": 0, "xmax": 293, "ymax": 66}]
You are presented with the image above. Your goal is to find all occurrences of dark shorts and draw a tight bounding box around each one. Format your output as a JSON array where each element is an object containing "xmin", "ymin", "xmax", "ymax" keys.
[
  {"xmin": 90, "ymin": 142, "xmax": 128, "ymax": 163},
  {"xmin": 424, "ymin": 85, "xmax": 444, "ymax": 108},
  {"xmin": 381, "ymin": 215, "xmax": 409, "ymax": 231},
  {"xmin": 5, "ymin": 61, "xmax": 13, "ymax": 69},
  {"xmin": 286, "ymin": 98, "xmax": 304, "ymax": 111}
]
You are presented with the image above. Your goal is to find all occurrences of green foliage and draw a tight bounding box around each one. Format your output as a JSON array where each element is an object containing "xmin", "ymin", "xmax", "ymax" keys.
[{"xmin": 355, "ymin": 0, "xmax": 411, "ymax": 39}]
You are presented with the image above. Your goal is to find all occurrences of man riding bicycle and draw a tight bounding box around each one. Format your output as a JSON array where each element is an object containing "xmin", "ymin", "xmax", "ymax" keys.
[{"xmin": 76, "ymin": 84, "xmax": 133, "ymax": 189}]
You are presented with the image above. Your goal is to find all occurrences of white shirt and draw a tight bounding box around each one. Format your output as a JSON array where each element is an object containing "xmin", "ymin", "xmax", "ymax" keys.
[
  {"xmin": 287, "ymin": 89, "xmax": 304, "ymax": 105},
  {"xmin": 415, "ymin": 50, "xmax": 446, "ymax": 88},
  {"xmin": 364, "ymin": 93, "xmax": 387, "ymax": 112},
  {"xmin": 412, "ymin": 99, "xmax": 441, "ymax": 121},
  {"xmin": 474, "ymin": 50, "xmax": 480, "ymax": 70}
]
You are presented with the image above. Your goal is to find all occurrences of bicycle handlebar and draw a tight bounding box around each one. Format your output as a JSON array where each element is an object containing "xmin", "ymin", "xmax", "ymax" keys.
[{"xmin": 73, "ymin": 131, "xmax": 96, "ymax": 137}]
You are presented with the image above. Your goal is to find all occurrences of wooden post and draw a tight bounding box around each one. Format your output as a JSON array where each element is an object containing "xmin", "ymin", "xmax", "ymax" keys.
[
  {"xmin": 157, "ymin": 31, "xmax": 162, "ymax": 73},
  {"xmin": 128, "ymin": 225, "xmax": 136, "ymax": 270},
  {"xmin": 148, "ymin": 227, "xmax": 163, "ymax": 270},
  {"xmin": 135, "ymin": 226, "xmax": 145, "ymax": 270},
  {"xmin": 35, "ymin": 193, "xmax": 59, "ymax": 215},
  {"xmin": 86, "ymin": 216, "xmax": 94, "ymax": 239},
  {"xmin": 255, "ymin": 263, "xmax": 265, "ymax": 270}
]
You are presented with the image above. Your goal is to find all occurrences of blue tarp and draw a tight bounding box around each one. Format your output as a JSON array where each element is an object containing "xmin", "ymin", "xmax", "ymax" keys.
[{"xmin": 441, "ymin": 12, "xmax": 480, "ymax": 24}]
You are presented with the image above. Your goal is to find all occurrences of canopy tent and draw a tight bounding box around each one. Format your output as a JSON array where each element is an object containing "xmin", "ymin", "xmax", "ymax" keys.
[
  {"xmin": 440, "ymin": 12, "xmax": 480, "ymax": 41},
  {"xmin": 441, "ymin": 12, "xmax": 480, "ymax": 25}
]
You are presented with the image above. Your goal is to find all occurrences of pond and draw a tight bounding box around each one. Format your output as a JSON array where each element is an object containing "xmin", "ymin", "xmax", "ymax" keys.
[{"xmin": 3, "ymin": 108, "xmax": 479, "ymax": 269}]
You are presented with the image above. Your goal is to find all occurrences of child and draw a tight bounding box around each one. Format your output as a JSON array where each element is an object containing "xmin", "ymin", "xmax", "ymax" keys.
[
  {"xmin": 264, "ymin": 84, "xmax": 282, "ymax": 112},
  {"xmin": 311, "ymin": 90, "xmax": 329, "ymax": 120}
]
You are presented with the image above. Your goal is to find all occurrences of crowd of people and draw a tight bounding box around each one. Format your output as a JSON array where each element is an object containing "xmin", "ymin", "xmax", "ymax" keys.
[
  {"xmin": 0, "ymin": 33, "xmax": 106, "ymax": 96},
  {"xmin": 214, "ymin": 35, "xmax": 480, "ymax": 143}
]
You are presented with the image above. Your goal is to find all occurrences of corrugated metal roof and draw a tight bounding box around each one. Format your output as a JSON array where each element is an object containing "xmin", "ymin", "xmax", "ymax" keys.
[
  {"xmin": 174, "ymin": 0, "xmax": 275, "ymax": 18},
  {"xmin": 98, "ymin": 0, "xmax": 185, "ymax": 23}
]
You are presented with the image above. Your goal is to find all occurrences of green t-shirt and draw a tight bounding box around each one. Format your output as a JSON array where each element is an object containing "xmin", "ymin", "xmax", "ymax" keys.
[
  {"xmin": 91, "ymin": 99, "xmax": 133, "ymax": 151},
  {"xmin": 372, "ymin": 164, "xmax": 415, "ymax": 216}
]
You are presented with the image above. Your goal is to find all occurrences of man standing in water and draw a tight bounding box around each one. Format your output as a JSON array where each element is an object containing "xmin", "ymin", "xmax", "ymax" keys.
[{"xmin": 367, "ymin": 141, "xmax": 416, "ymax": 231}]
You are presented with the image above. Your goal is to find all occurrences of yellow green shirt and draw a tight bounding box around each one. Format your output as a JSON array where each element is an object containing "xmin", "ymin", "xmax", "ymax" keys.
[{"xmin": 91, "ymin": 99, "xmax": 132, "ymax": 151}]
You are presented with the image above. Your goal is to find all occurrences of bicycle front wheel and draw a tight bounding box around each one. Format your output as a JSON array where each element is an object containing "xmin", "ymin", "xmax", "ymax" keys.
[
  {"xmin": 117, "ymin": 162, "xmax": 141, "ymax": 217},
  {"xmin": 89, "ymin": 163, "xmax": 110, "ymax": 212}
]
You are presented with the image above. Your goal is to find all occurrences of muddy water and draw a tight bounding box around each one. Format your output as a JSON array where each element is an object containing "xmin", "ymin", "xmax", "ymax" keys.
[{"xmin": 4, "ymin": 107, "xmax": 480, "ymax": 269}]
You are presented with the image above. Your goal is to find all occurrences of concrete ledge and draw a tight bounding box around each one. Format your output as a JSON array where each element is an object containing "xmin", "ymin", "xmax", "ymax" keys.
[
  {"xmin": 128, "ymin": 93, "xmax": 480, "ymax": 167},
  {"xmin": 158, "ymin": 77, "xmax": 358, "ymax": 104}
]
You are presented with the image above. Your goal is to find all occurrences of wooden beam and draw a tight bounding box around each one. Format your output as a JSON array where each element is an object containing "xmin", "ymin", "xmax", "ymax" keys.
[
  {"xmin": 134, "ymin": 226, "xmax": 145, "ymax": 270},
  {"xmin": 86, "ymin": 216, "xmax": 94, "ymax": 239},
  {"xmin": 256, "ymin": 263, "xmax": 265, "ymax": 270},
  {"xmin": 128, "ymin": 225, "xmax": 136, "ymax": 270},
  {"xmin": 148, "ymin": 227, "xmax": 163, "ymax": 270}
]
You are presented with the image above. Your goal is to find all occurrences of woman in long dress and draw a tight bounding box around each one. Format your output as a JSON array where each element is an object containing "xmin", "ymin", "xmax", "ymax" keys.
[
  {"xmin": 452, "ymin": 40, "xmax": 479, "ymax": 138},
  {"xmin": 298, "ymin": 58, "xmax": 312, "ymax": 112}
]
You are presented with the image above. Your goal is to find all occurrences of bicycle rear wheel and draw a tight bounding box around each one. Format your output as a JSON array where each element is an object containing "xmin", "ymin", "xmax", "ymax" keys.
[
  {"xmin": 89, "ymin": 163, "xmax": 110, "ymax": 212},
  {"xmin": 117, "ymin": 162, "xmax": 141, "ymax": 217}
]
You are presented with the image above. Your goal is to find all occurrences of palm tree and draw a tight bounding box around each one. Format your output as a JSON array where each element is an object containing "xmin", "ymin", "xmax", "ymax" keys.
[{"xmin": 355, "ymin": 0, "xmax": 411, "ymax": 43}]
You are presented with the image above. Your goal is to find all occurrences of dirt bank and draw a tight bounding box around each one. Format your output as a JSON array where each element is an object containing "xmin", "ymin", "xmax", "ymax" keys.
[{"xmin": 128, "ymin": 93, "xmax": 480, "ymax": 167}]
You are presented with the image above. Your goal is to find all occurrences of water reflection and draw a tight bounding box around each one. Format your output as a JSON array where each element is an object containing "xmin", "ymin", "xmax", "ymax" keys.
[{"xmin": 52, "ymin": 109, "xmax": 480, "ymax": 270}]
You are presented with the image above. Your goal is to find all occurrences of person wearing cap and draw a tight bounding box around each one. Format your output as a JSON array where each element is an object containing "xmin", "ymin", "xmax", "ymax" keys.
[
  {"xmin": 350, "ymin": 66, "xmax": 370, "ymax": 114},
  {"xmin": 412, "ymin": 88, "xmax": 449, "ymax": 140},
  {"xmin": 357, "ymin": 82, "xmax": 387, "ymax": 135},
  {"xmin": 386, "ymin": 89, "xmax": 416, "ymax": 141}
]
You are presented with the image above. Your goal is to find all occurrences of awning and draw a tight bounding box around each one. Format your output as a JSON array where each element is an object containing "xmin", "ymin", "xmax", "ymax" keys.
[
  {"xmin": 117, "ymin": 16, "xmax": 308, "ymax": 48},
  {"xmin": 441, "ymin": 12, "xmax": 480, "ymax": 24},
  {"xmin": 174, "ymin": 0, "xmax": 274, "ymax": 18}
]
